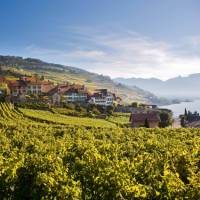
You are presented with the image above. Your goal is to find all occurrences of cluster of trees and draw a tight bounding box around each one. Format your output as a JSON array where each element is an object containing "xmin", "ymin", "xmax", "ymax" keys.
[
  {"xmin": 184, "ymin": 109, "xmax": 200, "ymax": 122},
  {"xmin": 180, "ymin": 109, "xmax": 200, "ymax": 127}
]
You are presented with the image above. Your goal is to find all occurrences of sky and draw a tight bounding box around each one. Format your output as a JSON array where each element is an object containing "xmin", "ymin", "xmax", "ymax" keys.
[{"xmin": 0, "ymin": 0, "xmax": 200, "ymax": 80}]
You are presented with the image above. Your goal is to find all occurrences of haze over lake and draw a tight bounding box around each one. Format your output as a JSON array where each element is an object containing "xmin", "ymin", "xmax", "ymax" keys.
[{"xmin": 160, "ymin": 99, "xmax": 200, "ymax": 117}]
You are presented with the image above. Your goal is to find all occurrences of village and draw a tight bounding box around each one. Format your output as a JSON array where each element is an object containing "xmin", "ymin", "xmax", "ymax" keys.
[
  {"xmin": 0, "ymin": 74, "xmax": 173, "ymax": 128},
  {"xmin": 0, "ymin": 74, "xmax": 122, "ymax": 105}
]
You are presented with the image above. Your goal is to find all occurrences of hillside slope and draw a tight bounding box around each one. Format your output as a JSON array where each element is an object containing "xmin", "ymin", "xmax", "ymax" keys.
[{"xmin": 0, "ymin": 55, "xmax": 163, "ymax": 104}]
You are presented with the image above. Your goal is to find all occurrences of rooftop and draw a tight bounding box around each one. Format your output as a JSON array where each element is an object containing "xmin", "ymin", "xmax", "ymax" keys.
[{"xmin": 130, "ymin": 112, "xmax": 160, "ymax": 123}]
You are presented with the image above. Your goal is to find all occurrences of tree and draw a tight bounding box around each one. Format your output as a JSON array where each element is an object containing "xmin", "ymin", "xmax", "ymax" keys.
[
  {"xmin": 144, "ymin": 118, "xmax": 149, "ymax": 128},
  {"xmin": 180, "ymin": 115, "xmax": 185, "ymax": 127},
  {"xmin": 159, "ymin": 110, "xmax": 173, "ymax": 128},
  {"xmin": 75, "ymin": 104, "xmax": 81, "ymax": 112},
  {"xmin": 106, "ymin": 105, "xmax": 114, "ymax": 115},
  {"xmin": 131, "ymin": 102, "xmax": 139, "ymax": 108},
  {"xmin": 187, "ymin": 111, "xmax": 193, "ymax": 122},
  {"xmin": 184, "ymin": 108, "xmax": 188, "ymax": 120},
  {"xmin": 96, "ymin": 105, "xmax": 105, "ymax": 114}
]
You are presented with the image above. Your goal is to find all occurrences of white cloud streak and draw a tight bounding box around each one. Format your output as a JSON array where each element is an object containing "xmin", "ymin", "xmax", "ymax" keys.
[{"xmin": 24, "ymin": 28, "xmax": 200, "ymax": 80}]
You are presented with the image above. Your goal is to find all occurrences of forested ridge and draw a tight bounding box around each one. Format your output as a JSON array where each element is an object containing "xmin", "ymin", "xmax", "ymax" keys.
[{"xmin": 0, "ymin": 103, "xmax": 199, "ymax": 199}]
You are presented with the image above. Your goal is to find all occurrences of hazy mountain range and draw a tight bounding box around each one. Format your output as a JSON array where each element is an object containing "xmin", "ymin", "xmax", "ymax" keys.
[
  {"xmin": 0, "ymin": 55, "xmax": 169, "ymax": 105},
  {"xmin": 114, "ymin": 74, "xmax": 200, "ymax": 99}
]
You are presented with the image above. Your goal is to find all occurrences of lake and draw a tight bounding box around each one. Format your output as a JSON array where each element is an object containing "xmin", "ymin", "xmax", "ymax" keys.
[{"xmin": 159, "ymin": 99, "xmax": 200, "ymax": 117}]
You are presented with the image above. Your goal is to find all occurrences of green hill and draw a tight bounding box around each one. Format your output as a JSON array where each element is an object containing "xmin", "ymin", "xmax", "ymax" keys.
[{"xmin": 0, "ymin": 55, "xmax": 164, "ymax": 104}]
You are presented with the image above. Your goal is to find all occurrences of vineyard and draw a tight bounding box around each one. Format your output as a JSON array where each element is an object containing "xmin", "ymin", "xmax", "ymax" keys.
[
  {"xmin": 20, "ymin": 108, "xmax": 116, "ymax": 128},
  {"xmin": 0, "ymin": 103, "xmax": 199, "ymax": 199}
]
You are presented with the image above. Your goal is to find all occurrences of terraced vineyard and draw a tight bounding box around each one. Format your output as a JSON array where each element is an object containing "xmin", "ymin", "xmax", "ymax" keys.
[
  {"xmin": 20, "ymin": 108, "xmax": 116, "ymax": 128},
  {"xmin": 0, "ymin": 103, "xmax": 199, "ymax": 199},
  {"xmin": 107, "ymin": 112, "xmax": 130, "ymax": 126}
]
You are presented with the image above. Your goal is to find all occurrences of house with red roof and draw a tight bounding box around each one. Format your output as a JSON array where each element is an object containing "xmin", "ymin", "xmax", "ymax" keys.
[
  {"xmin": 8, "ymin": 75, "xmax": 54, "ymax": 97},
  {"xmin": 47, "ymin": 83, "xmax": 88, "ymax": 105}
]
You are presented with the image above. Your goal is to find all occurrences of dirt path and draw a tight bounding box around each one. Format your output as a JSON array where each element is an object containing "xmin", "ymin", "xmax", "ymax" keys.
[{"xmin": 172, "ymin": 118, "xmax": 181, "ymax": 128}]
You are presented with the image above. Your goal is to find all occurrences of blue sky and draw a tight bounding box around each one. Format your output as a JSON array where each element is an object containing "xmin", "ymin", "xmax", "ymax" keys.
[{"xmin": 0, "ymin": 0, "xmax": 200, "ymax": 79}]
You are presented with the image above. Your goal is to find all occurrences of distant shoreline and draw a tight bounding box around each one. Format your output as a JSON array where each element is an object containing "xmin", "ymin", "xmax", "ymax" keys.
[
  {"xmin": 159, "ymin": 99, "xmax": 193, "ymax": 107},
  {"xmin": 159, "ymin": 99, "xmax": 200, "ymax": 118}
]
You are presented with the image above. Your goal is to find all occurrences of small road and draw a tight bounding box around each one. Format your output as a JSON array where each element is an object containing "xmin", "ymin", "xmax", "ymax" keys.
[{"xmin": 172, "ymin": 118, "xmax": 181, "ymax": 128}]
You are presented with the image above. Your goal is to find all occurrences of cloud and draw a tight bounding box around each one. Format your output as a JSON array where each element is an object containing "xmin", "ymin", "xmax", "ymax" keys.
[
  {"xmin": 187, "ymin": 35, "xmax": 200, "ymax": 47},
  {"xmin": 24, "ymin": 27, "xmax": 200, "ymax": 80}
]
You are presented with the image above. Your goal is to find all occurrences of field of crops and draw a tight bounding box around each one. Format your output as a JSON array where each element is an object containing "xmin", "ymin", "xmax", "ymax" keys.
[
  {"xmin": 0, "ymin": 103, "xmax": 200, "ymax": 199},
  {"xmin": 107, "ymin": 112, "xmax": 130, "ymax": 125},
  {"xmin": 20, "ymin": 108, "xmax": 116, "ymax": 128}
]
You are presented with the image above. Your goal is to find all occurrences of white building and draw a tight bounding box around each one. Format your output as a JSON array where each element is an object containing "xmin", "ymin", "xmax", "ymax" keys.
[
  {"xmin": 63, "ymin": 90, "xmax": 88, "ymax": 103},
  {"xmin": 47, "ymin": 86, "xmax": 88, "ymax": 104},
  {"xmin": 89, "ymin": 89, "xmax": 114, "ymax": 106}
]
